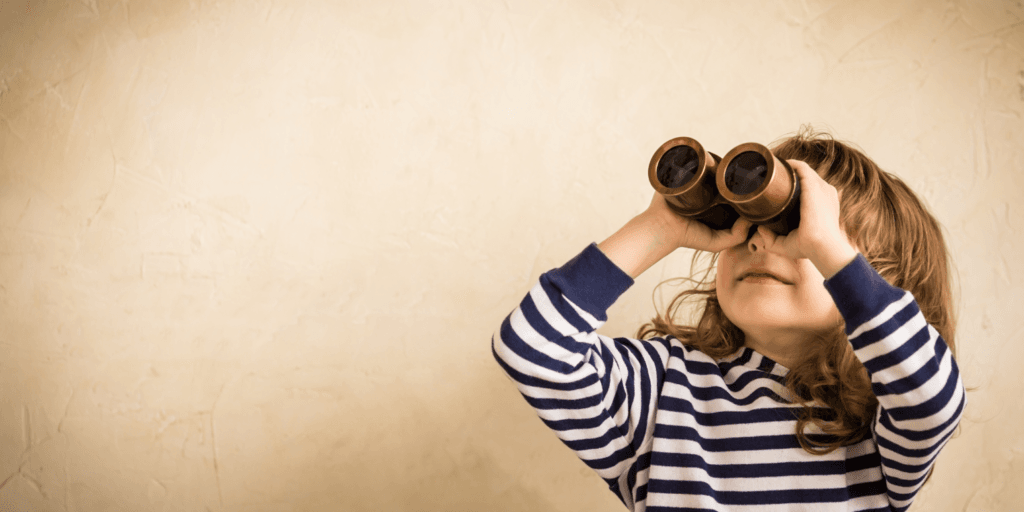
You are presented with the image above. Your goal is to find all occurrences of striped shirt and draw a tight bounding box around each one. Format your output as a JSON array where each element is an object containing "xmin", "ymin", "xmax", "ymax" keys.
[{"xmin": 492, "ymin": 243, "xmax": 965, "ymax": 511}]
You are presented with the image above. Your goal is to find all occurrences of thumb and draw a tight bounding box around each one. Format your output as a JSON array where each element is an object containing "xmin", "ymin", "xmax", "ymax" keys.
[
  {"xmin": 756, "ymin": 225, "xmax": 791, "ymax": 258},
  {"xmin": 709, "ymin": 218, "xmax": 754, "ymax": 252}
]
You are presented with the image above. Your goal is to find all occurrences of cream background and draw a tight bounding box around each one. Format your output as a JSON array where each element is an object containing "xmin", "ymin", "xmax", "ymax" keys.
[{"xmin": 0, "ymin": 0, "xmax": 1021, "ymax": 511}]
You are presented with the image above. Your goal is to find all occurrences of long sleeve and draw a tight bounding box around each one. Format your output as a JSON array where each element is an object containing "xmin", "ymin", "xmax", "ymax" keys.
[
  {"xmin": 491, "ymin": 243, "xmax": 670, "ymax": 507},
  {"xmin": 823, "ymin": 253, "xmax": 966, "ymax": 512}
]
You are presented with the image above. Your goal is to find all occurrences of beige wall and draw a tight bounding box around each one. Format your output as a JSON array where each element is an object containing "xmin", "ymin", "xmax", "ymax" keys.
[{"xmin": 0, "ymin": 0, "xmax": 1021, "ymax": 510}]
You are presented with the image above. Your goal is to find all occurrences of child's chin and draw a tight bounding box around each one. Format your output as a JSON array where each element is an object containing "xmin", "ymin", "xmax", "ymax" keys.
[{"xmin": 728, "ymin": 304, "xmax": 802, "ymax": 326}]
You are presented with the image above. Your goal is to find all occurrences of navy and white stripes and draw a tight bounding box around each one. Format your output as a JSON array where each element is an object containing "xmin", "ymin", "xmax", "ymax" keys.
[{"xmin": 493, "ymin": 243, "xmax": 964, "ymax": 511}]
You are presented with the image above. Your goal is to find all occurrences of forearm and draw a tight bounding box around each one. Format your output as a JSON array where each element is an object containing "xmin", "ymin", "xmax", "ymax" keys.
[
  {"xmin": 824, "ymin": 253, "xmax": 965, "ymax": 428},
  {"xmin": 491, "ymin": 243, "xmax": 659, "ymax": 485},
  {"xmin": 823, "ymin": 253, "xmax": 965, "ymax": 510},
  {"xmin": 596, "ymin": 211, "xmax": 678, "ymax": 279}
]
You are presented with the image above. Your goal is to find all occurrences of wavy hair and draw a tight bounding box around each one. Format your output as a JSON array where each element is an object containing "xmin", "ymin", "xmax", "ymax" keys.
[{"xmin": 638, "ymin": 126, "xmax": 958, "ymax": 454}]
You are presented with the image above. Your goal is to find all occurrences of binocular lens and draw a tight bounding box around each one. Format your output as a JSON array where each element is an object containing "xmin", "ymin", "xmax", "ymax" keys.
[
  {"xmin": 656, "ymin": 145, "xmax": 699, "ymax": 188},
  {"xmin": 723, "ymin": 151, "xmax": 768, "ymax": 195}
]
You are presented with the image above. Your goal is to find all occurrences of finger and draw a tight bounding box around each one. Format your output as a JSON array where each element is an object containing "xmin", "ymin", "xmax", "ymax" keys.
[
  {"xmin": 789, "ymin": 160, "xmax": 831, "ymax": 193},
  {"xmin": 757, "ymin": 225, "xmax": 785, "ymax": 256},
  {"xmin": 732, "ymin": 218, "xmax": 757, "ymax": 246},
  {"xmin": 706, "ymin": 218, "xmax": 750, "ymax": 253},
  {"xmin": 786, "ymin": 159, "xmax": 818, "ymax": 178},
  {"xmin": 715, "ymin": 220, "xmax": 742, "ymax": 247},
  {"xmin": 733, "ymin": 218, "xmax": 754, "ymax": 238}
]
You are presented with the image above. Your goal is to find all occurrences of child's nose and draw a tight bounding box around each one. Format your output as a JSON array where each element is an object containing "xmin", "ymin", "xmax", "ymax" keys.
[{"xmin": 746, "ymin": 225, "xmax": 765, "ymax": 253}]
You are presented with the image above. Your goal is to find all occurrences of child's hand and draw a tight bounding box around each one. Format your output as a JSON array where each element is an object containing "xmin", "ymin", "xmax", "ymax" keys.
[
  {"xmin": 645, "ymin": 193, "xmax": 755, "ymax": 254},
  {"xmin": 599, "ymin": 194, "xmax": 755, "ymax": 279},
  {"xmin": 755, "ymin": 160, "xmax": 859, "ymax": 278}
]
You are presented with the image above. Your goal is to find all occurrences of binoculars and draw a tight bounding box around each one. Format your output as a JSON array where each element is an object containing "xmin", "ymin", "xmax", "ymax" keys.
[{"xmin": 648, "ymin": 137, "xmax": 802, "ymax": 235}]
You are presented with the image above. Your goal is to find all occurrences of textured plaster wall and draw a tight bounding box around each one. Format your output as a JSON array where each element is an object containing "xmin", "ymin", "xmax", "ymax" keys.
[{"xmin": 0, "ymin": 0, "xmax": 1021, "ymax": 511}]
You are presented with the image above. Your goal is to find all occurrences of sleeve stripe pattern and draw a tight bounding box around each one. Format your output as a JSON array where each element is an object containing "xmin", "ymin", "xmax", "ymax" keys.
[
  {"xmin": 491, "ymin": 245, "xmax": 658, "ymax": 492},
  {"xmin": 824, "ymin": 253, "xmax": 966, "ymax": 512}
]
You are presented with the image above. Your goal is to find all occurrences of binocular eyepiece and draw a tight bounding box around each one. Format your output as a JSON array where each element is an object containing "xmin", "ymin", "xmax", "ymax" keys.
[{"xmin": 649, "ymin": 137, "xmax": 802, "ymax": 235}]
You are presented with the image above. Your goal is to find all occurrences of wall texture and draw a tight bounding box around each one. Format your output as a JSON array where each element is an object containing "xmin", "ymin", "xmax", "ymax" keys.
[{"xmin": 0, "ymin": 0, "xmax": 1021, "ymax": 511}]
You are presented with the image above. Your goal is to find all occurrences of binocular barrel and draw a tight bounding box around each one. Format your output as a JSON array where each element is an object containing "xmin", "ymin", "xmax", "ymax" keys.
[{"xmin": 648, "ymin": 137, "xmax": 802, "ymax": 235}]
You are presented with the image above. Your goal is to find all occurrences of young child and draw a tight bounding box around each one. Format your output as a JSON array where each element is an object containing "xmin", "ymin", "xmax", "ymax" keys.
[{"xmin": 491, "ymin": 129, "xmax": 965, "ymax": 511}]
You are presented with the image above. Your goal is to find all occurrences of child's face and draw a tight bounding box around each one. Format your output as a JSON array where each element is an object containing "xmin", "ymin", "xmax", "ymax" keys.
[{"xmin": 714, "ymin": 230, "xmax": 844, "ymax": 358}]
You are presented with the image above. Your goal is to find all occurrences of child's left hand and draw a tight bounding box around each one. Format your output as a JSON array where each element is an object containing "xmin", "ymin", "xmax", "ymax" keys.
[{"xmin": 755, "ymin": 160, "xmax": 860, "ymax": 278}]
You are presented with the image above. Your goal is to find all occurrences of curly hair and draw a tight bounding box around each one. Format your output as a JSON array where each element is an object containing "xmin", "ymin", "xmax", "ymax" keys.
[{"xmin": 637, "ymin": 126, "xmax": 958, "ymax": 454}]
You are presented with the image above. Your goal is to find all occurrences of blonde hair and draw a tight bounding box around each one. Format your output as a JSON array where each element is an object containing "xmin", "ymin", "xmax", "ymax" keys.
[{"xmin": 638, "ymin": 127, "xmax": 958, "ymax": 454}]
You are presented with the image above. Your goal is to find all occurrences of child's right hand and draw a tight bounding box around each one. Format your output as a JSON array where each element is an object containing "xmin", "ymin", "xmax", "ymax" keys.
[
  {"xmin": 598, "ymin": 193, "xmax": 754, "ymax": 279},
  {"xmin": 643, "ymin": 193, "xmax": 755, "ymax": 254}
]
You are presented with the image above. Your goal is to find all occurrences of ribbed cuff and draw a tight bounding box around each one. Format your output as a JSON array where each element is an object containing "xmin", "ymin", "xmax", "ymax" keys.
[
  {"xmin": 822, "ymin": 253, "xmax": 906, "ymax": 336},
  {"xmin": 545, "ymin": 243, "xmax": 635, "ymax": 320}
]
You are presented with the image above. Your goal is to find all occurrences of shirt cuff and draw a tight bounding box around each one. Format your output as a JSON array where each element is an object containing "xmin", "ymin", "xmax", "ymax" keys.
[
  {"xmin": 822, "ymin": 253, "xmax": 907, "ymax": 336},
  {"xmin": 545, "ymin": 243, "xmax": 636, "ymax": 320}
]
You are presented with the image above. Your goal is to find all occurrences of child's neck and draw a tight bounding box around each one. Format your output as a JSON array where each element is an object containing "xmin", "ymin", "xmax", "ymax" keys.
[{"xmin": 742, "ymin": 332, "xmax": 808, "ymax": 370}]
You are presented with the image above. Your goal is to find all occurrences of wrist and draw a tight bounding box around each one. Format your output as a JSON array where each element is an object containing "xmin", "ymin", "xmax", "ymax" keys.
[{"xmin": 810, "ymin": 238, "xmax": 860, "ymax": 280}]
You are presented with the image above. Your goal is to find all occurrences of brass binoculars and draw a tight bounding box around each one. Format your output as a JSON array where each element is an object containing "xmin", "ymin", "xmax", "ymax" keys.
[{"xmin": 648, "ymin": 137, "xmax": 802, "ymax": 235}]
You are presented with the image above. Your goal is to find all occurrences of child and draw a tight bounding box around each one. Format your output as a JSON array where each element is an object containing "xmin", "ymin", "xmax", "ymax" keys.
[{"xmin": 491, "ymin": 129, "xmax": 965, "ymax": 511}]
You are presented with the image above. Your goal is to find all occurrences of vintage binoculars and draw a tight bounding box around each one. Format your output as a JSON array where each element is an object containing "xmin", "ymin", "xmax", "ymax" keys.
[{"xmin": 648, "ymin": 137, "xmax": 801, "ymax": 235}]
